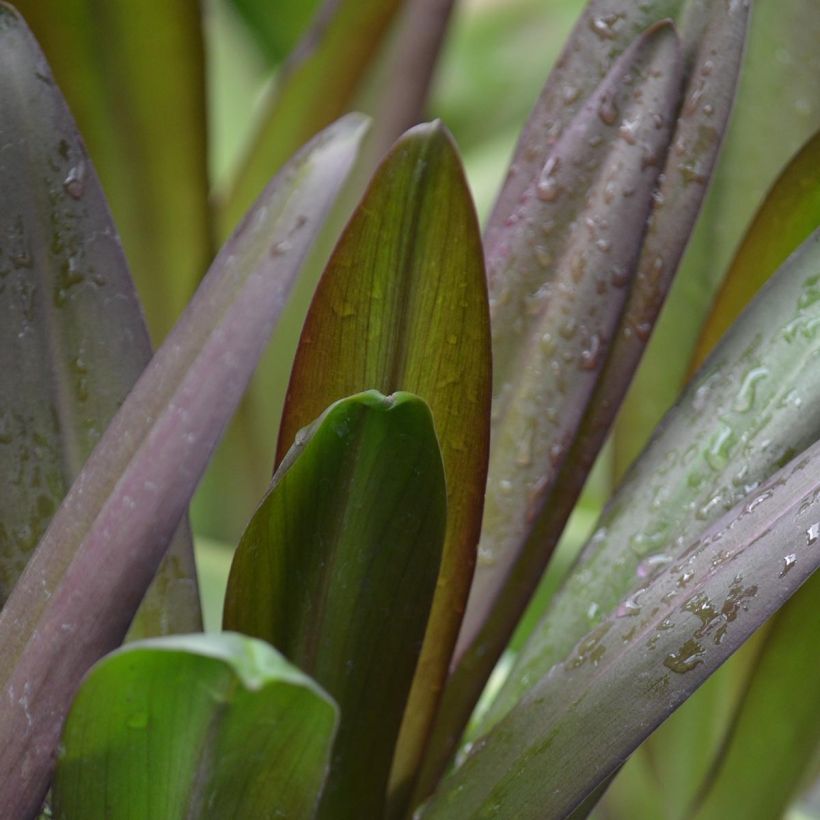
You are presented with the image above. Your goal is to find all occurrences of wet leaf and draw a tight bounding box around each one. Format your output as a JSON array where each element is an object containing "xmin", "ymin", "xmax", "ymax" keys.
[
  {"xmin": 14, "ymin": 0, "xmax": 212, "ymax": 340},
  {"xmin": 422, "ymin": 438, "xmax": 820, "ymax": 819},
  {"xmin": 487, "ymin": 230, "xmax": 820, "ymax": 727},
  {"xmin": 0, "ymin": 6, "xmax": 200, "ymax": 639},
  {"xmin": 0, "ymin": 112, "xmax": 368, "ymax": 818},
  {"xmin": 53, "ymin": 633, "xmax": 337, "ymax": 819},
  {"xmin": 225, "ymin": 391, "xmax": 446, "ymax": 820},
  {"xmin": 422, "ymin": 21, "xmax": 684, "ymax": 791},
  {"xmin": 276, "ymin": 121, "xmax": 491, "ymax": 812}
]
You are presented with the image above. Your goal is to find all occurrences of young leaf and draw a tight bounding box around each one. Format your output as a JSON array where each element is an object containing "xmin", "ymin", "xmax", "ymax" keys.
[
  {"xmin": 275, "ymin": 121, "xmax": 491, "ymax": 811},
  {"xmin": 52, "ymin": 633, "xmax": 337, "ymax": 819},
  {"xmin": 486, "ymin": 229, "xmax": 820, "ymax": 728},
  {"xmin": 0, "ymin": 5, "xmax": 200, "ymax": 637},
  {"xmin": 421, "ymin": 22, "xmax": 684, "ymax": 792},
  {"xmin": 224, "ymin": 391, "xmax": 446, "ymax": 820},
  {"xmin": 0, "ymin": 112, "xmax": 368, "ymax": 818},
  {"xmin": 219, "ymin": 0, "xmax": 405, "ymax": 236},
  {"xmin": 422, "ymin": 440, "xmax": 820, "ymax": 819},
  {"xmin": 14, "ymin": 0, "xmax": 212, "ymax": 340}
]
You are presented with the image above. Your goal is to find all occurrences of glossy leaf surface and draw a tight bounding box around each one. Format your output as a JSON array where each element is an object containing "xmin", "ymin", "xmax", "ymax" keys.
[
  {"xmin": 0, "ymin": 5, "xmax": 200, "ymax": 637},
  {"xmin": 0, "ymin": 113, "xmax": 368, "ymax": 818},
  {"xmin": 14, "ymin": 0, "xmax": 211, "ymax": 340},
  {"xmin": 225, "ymin": 391, "xmax": 446, "ymax": 820},
  {"xmin": 488, "ymin": 229, "xmax": 820, "ymax": 725},
  {"xmin": 423, "ymin": 439, "xmax": 820, "ymax": 818},
  {"xmin": 53, "ymin": 633, "xmax": 337, "ymax": 819},
  {"xmin": 277, "ymin": 121, "xmax": 491, "ymax": 809},
  {"xmin": 220, "ymin": 0, "xmax": 405, "ymax": 235}
]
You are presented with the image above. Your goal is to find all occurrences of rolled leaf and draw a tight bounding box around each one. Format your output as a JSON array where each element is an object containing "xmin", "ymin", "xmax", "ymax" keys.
[
  {"xmin": 0, "ymin": 5, "xmax": 200, "ymax": 638},
  {"xmin": 0, "ymin": 112, "xmax": 368, "ymax": 818},
  {"xmin": 422, "ymin": 440, "xmax": 820, "ymax": 819},
  {"xmin": 53, "ymin": 633, "xmax": 337, "ymax": 819},
  {"xmin": 487, "ymin": 229, "xmax": 820, "ymax": 727},
  {"xmin": 421, "ymin": 22, "xmax": 684, "ymax": 793},
  {"xmin": 14, "ymin": 0, "xmax": 212, "ymax": 340},
  {"xmin": 220, "ymin": 0, "xmax": 405, "ymax": 236},
  {"xmin": 276, "ymin": 121, "xmax": 491, "ymax": 811},
  {"xmin": 225, "ymin": 391, "xmax": 446, "ymax": 820}
]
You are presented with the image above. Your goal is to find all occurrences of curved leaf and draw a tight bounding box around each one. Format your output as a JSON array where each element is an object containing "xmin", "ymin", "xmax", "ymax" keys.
[
  {"xmin": 0, "ymin": 6, "xmax": 200, "ymax": 637},
  {"xmin": 14, "ymin": 0, "xmax": 212, "ymax": 340},
  {"xmin": 53, "ymin": 633, "xmax": 337, "ymax": 819},
  {"xmin": 276, "ymin": 120, "xmax": 491, "ymax": 811},
  {"xmin": 225, "ymin": 391, "xmax": 446, "ymax": 820},
  {"xmin": 0, "ymin": 112, "xmax": 368, "ymax": 818},
  {"xmin": 422, "ymin": 440, "xmax": 820, "ymax": 819},
  {"xmin": 487, "ymin": 229, "xmax": 820, "ymax": 727}
]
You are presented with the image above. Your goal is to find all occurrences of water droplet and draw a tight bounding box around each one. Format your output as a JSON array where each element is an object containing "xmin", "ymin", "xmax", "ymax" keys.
[
  {"xmin": 806, "ymin": 522, "xmax": 820, "ymax": 545},
  {"xmin": 616, "ymin": 587, "xmax": 646, "ymax": 617},
  {"xmin": 704, "ymin": 420, "xmax": 736, "ymax": 471},
  {"xmin": 588, "ymin": 13, "xmax": 620, "ymax": 39},
  {"xmin": 733, "ymin": 367, "xmax": 768, "ymax": 413},
  {"xmin": 780, "ymin": 554, "xmax": 796, "ymax": 577},
  {"xmin": 597, "ymin": 93, "xmax": 619, "ymax": 126},
  {"xmin": 332, "ymin": 302, "xmax": 356, "ymax": 318},
  {"xmin": 63, "ymin": 161, "xmax": 86, "ymax": 199},
  {"xmin": 579, "ymin": 333, "xmax": 601, "ymax": 370},
  {"xmin": 636, "ymin": 553, "xmax": 672, "ymax": 579},
  {"xmin": 127, "ymin": 710, "xmax": 149, "ymax": 729},
  {"xmin": 664, "ymin": 638, "xmax": 705, "ymax": 673},
  {"xmin": 618, "ymin": 116, "xmax": 640, "ymax": 145},
  {"xmin": 562, "ymin": 85, "xmax": 580, "ymax": 104}
]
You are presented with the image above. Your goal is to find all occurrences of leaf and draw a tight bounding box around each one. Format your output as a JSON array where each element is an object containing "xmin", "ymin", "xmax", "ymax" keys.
[
  {"xmin": 613, "ymin": 0, "xmax": 820, "ymax": 477},
  {"xmin": 227, "ymin": 0, "xmax": 322, "ymax": 64},
  {"xmin": 52, "ymin": 633, "xmax": 337, "ymax": 819},
  {"xmin": 224, "ymin": 391, "xmax": 446, "ymax": 820},
  {"xmin": 219, "ymin": 0, "xmax": 406, "ymax": 236},
  {"xmin": 420, "ymin": 21, "xmax": 685, "ymax": 792},
  {"xmin": 421, "ymin": 440, "xmax": 820, "ymax": 819},
  {"xmin": 692, "ymin": 130, "xmax": 820, "ymax": 371},
  {"xmin": 485, "ymin": 229, "xmax": 820, "ymax": 728},
  {"xmin": 690, "ymin": 570, "xmax": 820, "ymax": 820},
  {"xmin": 13, "ymin": 0, "xmax": 212, "ymax": 340},
  {"xmin": 275, "ymin": 121, "xmax": 491, "ymax": 812},
  {"xmin": 0, "ymin": 112, "xmax": 368, "ymax": 818},
  {"xmin": 0, "ymin": 6, "xmax": 200, "ymax": 638}
]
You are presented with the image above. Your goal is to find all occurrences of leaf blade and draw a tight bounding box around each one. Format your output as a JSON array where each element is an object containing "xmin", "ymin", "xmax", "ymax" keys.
[
  {"xmin": 225, "ymin": 391, "xmax": 447, "ymax": 819},
  {"xmin": 0, "ymin": 111, "xmax": 368, "ymax": 817},
  {"xmin": 52, "ymin": 633, "xmax": 338, "ymax": 819}
]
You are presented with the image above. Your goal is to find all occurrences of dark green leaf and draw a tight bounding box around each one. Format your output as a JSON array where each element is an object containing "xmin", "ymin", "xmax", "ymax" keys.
[
  {"xmin": 276, "ymin": 120, "xmax": 491, "ymax": 812},
  {"xmin": 0, "ymin": 5, "xmax": 200, "ymax": 638},
  {"xmin": 0, "ymin": 112, "xmax": 368, "ymax": 817},
  {"xmin": 53, "ymin": 633, "xmax": 337, "ymax": 819},
  {"xmin": 228, "ymin": 0, "xmax": 322, "ymax": 63},
  {"xmin": 225, "ymin": 391, "xmax": 446, "ymax": 820},
  {"xmin": 14, "ymin": 0, "xmax": 212, "ymax": 340}
]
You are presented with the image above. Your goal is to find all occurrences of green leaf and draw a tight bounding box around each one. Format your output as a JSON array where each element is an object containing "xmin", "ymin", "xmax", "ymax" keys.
[
  {"xmin": 219, "ymin": 0, "xmax": 406, "ymax": 236},
  {"xmin": 421, "ymin": 21, "xmax": 685, "ymax": 793},
  {"xmin": 224, "ymin": 391, "xmax": 447, "ymax": 820},
  {"xmin": 52, "ymin": 633, "xmax": 337, "ymax": 819},
  {"xmin": 0, "ymin": 6, "xmax": 200, "ymax": 637},
  {"xmin": 692, "ymin": 130, "xmax": 820, "ymax": 371},
  {"xmin": 227, "ymin": 0, "xmax": 322, "ymax": 64},
  {"xmin": 421, "ymin": 439, "xmax": 820, "ymax": 819},
  {"xmin": 486, "ymin": 229, "xmax": 820, "ymax": 728},
  {"xmin": 275, "ymin": 121, "xmax": 491, "ymax": 812},
  {"xmin": 0, "ymin": 112, "xmax": 368, "ymax": 818},
  {"xmin": 13, "ymin": 0, "xmax": 212, "ymax": 341},
  {"xmin": 690, "ymin": 571, "xmax": 820, "ymax": 820},
  {"xmin": 613, "ymin": 0, "xmax": 820, "ymax": 477}
]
